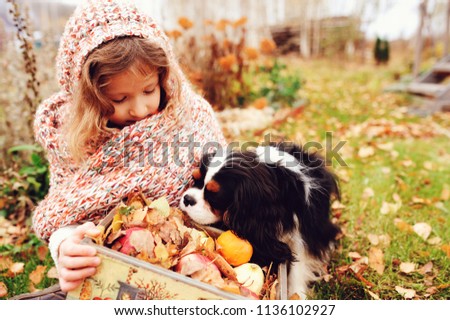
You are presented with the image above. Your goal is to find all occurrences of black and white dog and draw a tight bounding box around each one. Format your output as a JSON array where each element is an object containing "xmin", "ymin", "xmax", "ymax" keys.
[{"xmin": 180, "ymin": 142, "xmax": 340, "ymax": 299}]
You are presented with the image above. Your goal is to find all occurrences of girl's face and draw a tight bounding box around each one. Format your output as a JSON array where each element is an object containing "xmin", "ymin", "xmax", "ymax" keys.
[{"xmin": 104, "ymin": 67, "xmax": 161, "ymax": 128}]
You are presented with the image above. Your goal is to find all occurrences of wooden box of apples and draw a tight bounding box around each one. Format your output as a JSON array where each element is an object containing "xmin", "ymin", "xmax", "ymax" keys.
[{"xmin": 66, "ymin": 193, "xmax": 287, "ymax": 300}]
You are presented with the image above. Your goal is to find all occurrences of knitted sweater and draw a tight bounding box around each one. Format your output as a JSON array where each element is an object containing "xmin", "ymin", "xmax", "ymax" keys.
[{"xmin": 32, "ymin": 0, "xmax": 226, "ymax": 242}]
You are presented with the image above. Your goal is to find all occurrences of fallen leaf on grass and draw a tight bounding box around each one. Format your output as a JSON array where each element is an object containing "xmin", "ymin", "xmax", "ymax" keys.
[
  {"xmin": 28, "ymin": 282, "xmax": 39, "ymax": 293},
  {"xmin": 381, "ymin": 195, "xmax": 401, "ymax": 215},
  {"xmin": 381, "ymin": 167, "xmax": 391, "ymax": 174},
  {"xmin": 400, "ymin": 159, "xmax": 415, "ymax": 167},
  {"xmin": 37, "ymin": 246, "xmax": 49, "ymax": 261},
  {"xmin": 441, "ymin": 244, "xmax": 450, "ymax": 258},
  {"xmin": 413, "ymin": 222, "xmax": 432, "ymax": 240},
  {"xmin": 362, "ymin": 187, "xmax": 375, "ymax": 200},
  {"xmin": 358, "ymin": 146, "xmax": 375, "ymax": 158},
  {"xmin": 395, "ymin": 286, "xmax": 416, "ymax": 299},
  {"xmin": 47, "ymin": 267, "xmax": 59, "ymax": 279},
  {"xmin": 367, "ymin": 290, "xmax": 380, "ymax": 300},
  {"xmin": 331, "ymin": 200, "xmax": 346, "ymax": 210},
  {"xmin": 376, "ymin": 142, "xmax": 394, "ymax": 151},
  {"xmin": 381, "ymin": 201, "xmax": 400, "ymax": 215},
  {"xmin": 441, "ymin": 185, "xmax": 449, "ymax": 201},
  {"xmin": 394, "ymin": 218, "xmax": 413, "ymax": 233},
  {"xmin": 417, "ymin": 262, "xmax": 433, "ymax": 275},
  {"xmin": 348, "ymin": 252, "xmax": 362, "ymax": 260},
  {"xmin": 368, "ymin": 247, "xmax": 384, "ymax": 275},
  {"xmin": 423, "ymin": 161, "xmax": 433, "ymax": 170},
  {"xmin": 427, "ymin": 237, "xmax": 442, "ymax": 245},
  {"xmin": 425, "ymin": 287, "xmax": 438, "ymax": 295},
  {"xmin": 8, "ymin": 262, "xmax": 24, "ymax": 276},
  {"xmin": 0, "ymin": 282, "xmax": 7, "ymax": 298},
  {"xmin": 322, "ymin": 274, "xmax": 333, "ymax": 282},
  {"xmin": 29, "ymin": 265, "xmax": 47, "ymax": 285},
  {"xmin": 0, "ymin": 256, "xmax": 13, "ymax": 270},
  {"xmin": 399, "ymin": 262, "xmax": 416, "ymax": 274},
  {"xmin": 367, "ymin": 234, "xmax": 391, "ymax": 247},
  {"xmin": 411, "ymin": 196, "xmax": 431, "ymax": 205}
]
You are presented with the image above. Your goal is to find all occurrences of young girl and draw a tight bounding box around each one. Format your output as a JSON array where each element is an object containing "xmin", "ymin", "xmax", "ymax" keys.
[{"xmin": 32, "ymin": 0, "xmax": 226, "ymax": 293}]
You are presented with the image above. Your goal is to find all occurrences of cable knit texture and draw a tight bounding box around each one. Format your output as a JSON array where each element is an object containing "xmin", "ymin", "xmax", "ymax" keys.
[{"xmin": 33, "ymin": 0, "xmax": 226, "ymax": 241}]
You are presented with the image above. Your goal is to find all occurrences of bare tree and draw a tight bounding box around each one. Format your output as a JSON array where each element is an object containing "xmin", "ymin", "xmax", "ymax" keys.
[
  {"xmin": 414, "ymin": 0, "xmax": 428, "ymax": 78},
  {"xmin": 445, "ymin": 0, "xmax": 450, "ymax": 56}
]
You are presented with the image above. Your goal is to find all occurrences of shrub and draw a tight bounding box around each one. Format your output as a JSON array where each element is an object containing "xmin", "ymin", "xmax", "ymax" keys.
[{"xmin": 0, "ymin": 144, "xmax": 49, "ymax": 223}]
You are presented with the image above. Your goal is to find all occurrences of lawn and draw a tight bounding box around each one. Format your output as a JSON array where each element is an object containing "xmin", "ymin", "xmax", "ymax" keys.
[{"xmin": 1, "ymin": 58, "xmax": 449, "ymax": 300}]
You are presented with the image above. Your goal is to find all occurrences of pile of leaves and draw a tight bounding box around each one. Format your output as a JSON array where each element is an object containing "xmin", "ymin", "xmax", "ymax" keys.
[{"xmin": 90, "ymin": 193, "xmax": 278, "ymax": 300}]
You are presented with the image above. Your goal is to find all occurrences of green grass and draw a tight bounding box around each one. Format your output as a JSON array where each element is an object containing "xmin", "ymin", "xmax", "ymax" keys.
[
  {"xmin": 0, "ymin": 235, "xmax": 58, "ymax": 299},
  {"xmin": 272, "ymin": 59, "xmax": 450, "ymax": 300}
]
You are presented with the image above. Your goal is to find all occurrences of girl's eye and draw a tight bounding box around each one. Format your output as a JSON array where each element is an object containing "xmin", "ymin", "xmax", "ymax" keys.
[
  {"xmin": 112, "ymin": 97, "xmax": 126, "ymax": 103},
  {"xmin": 144, "ymin": 89, "xmax": 155, "ymax": 95}
]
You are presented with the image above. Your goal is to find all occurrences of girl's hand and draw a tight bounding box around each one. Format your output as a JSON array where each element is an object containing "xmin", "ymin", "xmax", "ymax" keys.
[{"xmin": 57, "ymin": 222, "xmax": 102, "ymax": 292}]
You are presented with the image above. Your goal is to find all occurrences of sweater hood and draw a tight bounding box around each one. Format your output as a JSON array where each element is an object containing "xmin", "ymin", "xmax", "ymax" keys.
[{"xmin": 57, "ymin": 0, "xmax": 181, "ymax": 95}]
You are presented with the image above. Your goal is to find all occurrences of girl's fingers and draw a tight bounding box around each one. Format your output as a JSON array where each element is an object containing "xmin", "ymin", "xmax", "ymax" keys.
[
  {"xmin": 60, "ymin": 241, "xmax": 97, "ymax": 257},
  {"xmin": 59, "ymin": 255, "xmax": 101, "ymax": 269},
  {"xmin": 59, "ymin": 266, "xmax": 97, "ymax": 283},
  {"xmin": 59, "ymin": 279, "xmax": 84, "ymax": 293},
  {"xmin": 72, "ymin": 222, "xmax": 97, "ymax": 241}
]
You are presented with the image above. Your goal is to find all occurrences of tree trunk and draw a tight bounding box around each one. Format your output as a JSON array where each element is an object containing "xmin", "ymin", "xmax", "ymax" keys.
[
  {"xmin": 297, "ymin": 0, "xmax": 310, "ymax": 58},
  {"xmin": 413, "ymin": 0, "xmax": 428, "ymax": 78},
  {"xmin": 445, "ymin": 0, "xmax": 450, "ymax": 56}
]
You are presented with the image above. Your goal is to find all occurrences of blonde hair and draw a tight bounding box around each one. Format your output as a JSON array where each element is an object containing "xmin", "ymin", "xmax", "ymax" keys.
[{"xmin": 65, "ymin": 37, "xmax": 182, "ymax": 163}]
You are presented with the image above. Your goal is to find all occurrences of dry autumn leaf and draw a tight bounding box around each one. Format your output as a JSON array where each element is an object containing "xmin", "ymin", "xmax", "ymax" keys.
[
  {"xmin": 380, "ymin": 201, "xmax": 401, "ymax": 215},
  {"xmin": 418, "ymin": 262, "xmax": 433, "ymax": 275},
  {"xmin": 367, "ymin": 290, "xmax": 380, "ymax": 300},
  {"xmin": 427, "ymin": 237, "xmax": 442, "ymax": 245},
  {"xmin": 47, "ymin": 266, "xmax": 59, "ymax": 279},
  {"xmin": 376, "ymin": 142, "xmax": 394, "ymax": 151},
  {"xmin": 441, "ymin": 244, "xmax": 450, "ymax": 258},
  {"xmin": 29, "ymin": 265, "xmax": 47, "ymax": 285},
  {"xmin": 0, "ymin": 282, "xmax": 7, "ymax": 298},
  {"xmin": 362, "ymin": 187, "xmax": 375, "ymax": 200},
  {"xmin": 413, "ymin": 222, "xmax": 432, "ymax": 240},
  {"xmin": 8, "ymin": 262, "xmax": 24, "ymax": 276},
  {"xmin": 395, "ymin": 286, "xmax": 416, "ymax": 299},
  {"xmin": 399, "ymin": 262, "xmax": 416, "ymax": 274},
  {"xmin": 423, "ymin": 161, "xmax": 433, "ymax": 170},
  {"xmin": 0, "ymin": 256, "xmax": 13, "ymax": 270},
  {"xmin": 358, "ymin": 146, "xmax": 375, "ymax": 158},
  {"xmin": 394, "ymin": 218, "xmax": 413, "ymax": 233},
  {"xmin": 367, "ymin": 234, "xmax": 391, "ymax": 248},
  {"xmin": 348, "ymin": 252, "xmax": 362, "ymax": 260},
  {"xmin": 441, "ymin": 185, "xmax": 450, "ymax": 201},
  {"xmin": 37, "ymin": 246, "xmax": 49, "ymax": 261},
  {"xmin": 331, "ymin": 200, "xmax": 346, "ymax": 210},
  {"xmin": 368, "ymin": 247, "xmax": 384, "ymax": 275}
]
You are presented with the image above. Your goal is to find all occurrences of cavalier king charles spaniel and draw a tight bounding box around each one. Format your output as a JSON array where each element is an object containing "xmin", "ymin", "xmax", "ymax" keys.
[{"xmin": 180, "ymin": 142, "xmax": 340, "ymax": 299}]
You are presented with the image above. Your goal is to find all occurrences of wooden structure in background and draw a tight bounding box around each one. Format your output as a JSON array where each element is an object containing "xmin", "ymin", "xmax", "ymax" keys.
[{"xmin": 408, "ymin": 54, "xmax": 450, "ymax": 112}]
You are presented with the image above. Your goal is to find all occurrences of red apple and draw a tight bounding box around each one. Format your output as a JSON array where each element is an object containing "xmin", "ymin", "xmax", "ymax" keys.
[{"xmin": 117, "ymin": 227, "xmax": 146, "ymax": 255}]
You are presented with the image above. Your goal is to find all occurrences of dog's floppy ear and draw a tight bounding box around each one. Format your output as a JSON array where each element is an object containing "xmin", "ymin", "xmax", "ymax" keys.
[
  {"xmin": 225, "ymin": 168, "xmax": 294, "ymax": 265},
  {"xmin": 295, "ymin": 152, "xmax": 340, "ymax": 259}
]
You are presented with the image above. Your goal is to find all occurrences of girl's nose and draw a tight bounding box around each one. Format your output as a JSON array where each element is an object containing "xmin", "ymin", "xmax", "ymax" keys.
[{"xmin": 129, "ymin": 100, "xmax": 149, "ymax": 118}]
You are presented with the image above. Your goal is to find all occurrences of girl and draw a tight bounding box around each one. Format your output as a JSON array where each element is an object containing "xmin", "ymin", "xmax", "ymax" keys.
[{"xmin": 32, "ymin": 0, "xmax": 226, "ymax": 293}]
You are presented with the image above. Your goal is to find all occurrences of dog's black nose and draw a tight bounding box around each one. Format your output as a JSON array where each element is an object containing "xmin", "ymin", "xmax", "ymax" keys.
[{"xmin": 183, "ymin": 194, "xmax": 197, "ymax": 207}]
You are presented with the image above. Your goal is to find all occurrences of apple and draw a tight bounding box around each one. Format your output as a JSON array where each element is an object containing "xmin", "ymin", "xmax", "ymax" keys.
[
  {"xmin": 117, "ymin": 227, "xmax": 146, "ymax": 255},
  {"xmin": 233, "ymin": 263, "xmax": 265, "ymax": 295}
]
